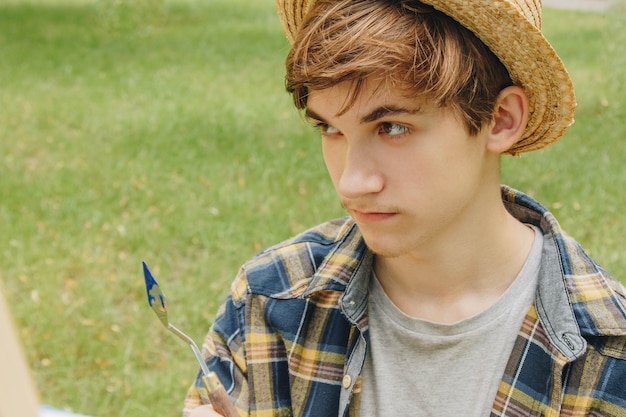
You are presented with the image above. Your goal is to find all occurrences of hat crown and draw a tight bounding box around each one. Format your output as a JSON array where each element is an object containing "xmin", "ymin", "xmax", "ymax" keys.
[{"xmin": 276, "ymin": 0, "xmax": 545, "ymax": 41}]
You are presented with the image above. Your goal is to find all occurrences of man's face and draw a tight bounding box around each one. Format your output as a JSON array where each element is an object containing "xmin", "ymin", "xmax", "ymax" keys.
[{"xmin": 306, "ymin": 79, "xmax": 500, "ymax": 259}]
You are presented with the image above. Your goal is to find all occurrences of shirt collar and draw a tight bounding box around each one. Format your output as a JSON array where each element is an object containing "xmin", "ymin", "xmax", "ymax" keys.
[
  {"xmin": 300, "ymin": 219, "xmax": 372, "ymax": 329},
  {"xmin": 503, "ymin": 185, "xmax": 626, "ymax": 356},
  {"xmin": 301, "ymin": 219, "xmax": 369, "ymax": 296}
]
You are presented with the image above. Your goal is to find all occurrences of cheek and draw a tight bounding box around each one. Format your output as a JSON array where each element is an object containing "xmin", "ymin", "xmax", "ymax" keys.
[{"xmin": 322, "ymin": 141, "xmax": 344, "ymax": 184}]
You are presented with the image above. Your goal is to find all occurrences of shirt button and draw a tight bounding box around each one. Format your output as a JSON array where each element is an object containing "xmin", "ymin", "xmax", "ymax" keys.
[{"xmin": 342, "ymin": 374, "xmax": 352, "ymax": 389}]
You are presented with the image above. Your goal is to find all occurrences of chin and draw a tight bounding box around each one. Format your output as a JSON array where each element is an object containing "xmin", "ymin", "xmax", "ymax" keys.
[{"xmin": 361, "ymin": 238, "xmax": 407, "ymax": 259}]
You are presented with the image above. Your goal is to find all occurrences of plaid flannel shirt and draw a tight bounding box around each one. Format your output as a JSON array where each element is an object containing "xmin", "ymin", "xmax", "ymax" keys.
[{"xmin": 183, "ymin": 186, "xmax": 626, "ymax": 416}]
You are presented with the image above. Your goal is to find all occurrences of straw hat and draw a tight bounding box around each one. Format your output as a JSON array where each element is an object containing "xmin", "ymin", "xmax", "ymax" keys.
[{"xmin": 275, "ymin": 0, "xmax": 577, "ymax": 154}]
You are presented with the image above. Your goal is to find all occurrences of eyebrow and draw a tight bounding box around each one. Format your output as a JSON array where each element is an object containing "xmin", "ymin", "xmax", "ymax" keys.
[
  {"xmin": 304, "ymin": 108, "xmax": 325, "ymax": 122},
  {"xmin": 361, "ymin": 105, "xmax": 423, "ymax": 123},
  {"xmin": 305, "ymin": 105, "xmax": 423, "ymax": 124}
]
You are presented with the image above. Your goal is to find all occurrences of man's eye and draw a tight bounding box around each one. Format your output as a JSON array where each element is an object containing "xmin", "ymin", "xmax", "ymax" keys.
[
  {"xmin": 324, "ymin": 125, "xmax": 340, "ymax": 134},
  {"xmin": 312, "ymin": 122, "xmax": 340, "ymax": 135},
  {"xmin": 380, "ymin": 122, "xmax": 408, "ymax": 136}
]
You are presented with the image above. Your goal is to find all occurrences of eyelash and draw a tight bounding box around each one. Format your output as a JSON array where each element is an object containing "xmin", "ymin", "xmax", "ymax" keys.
[
  {"xmin": 379, "ymin": 122, "xmax": 409, "ymax": 136},
  {"xmin": 310, "ymin": 121, "xmax": 410, "ymax": 138},
  {"xmin": 310, "ymin": 121, "xmax": 338, "ymax": 135}
]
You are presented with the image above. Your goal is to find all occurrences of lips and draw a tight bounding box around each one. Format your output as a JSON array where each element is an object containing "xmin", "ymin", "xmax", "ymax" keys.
[{"xmin": 347, "ymin": 208, "xmax": 397, "ymax": 224}]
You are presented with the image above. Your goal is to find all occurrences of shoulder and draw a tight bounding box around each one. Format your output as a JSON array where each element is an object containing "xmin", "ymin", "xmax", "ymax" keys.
[
  {"xmin": 505, "ymin": 185, "xmax": 626, "ymax": 340},
  {"xmin": 229, "ymin": 217, "xmax": 359, "ymax": 304}
]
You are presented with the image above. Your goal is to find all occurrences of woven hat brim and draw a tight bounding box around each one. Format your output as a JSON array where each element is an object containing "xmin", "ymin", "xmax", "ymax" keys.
[
  {"xmin": 275, "ymin": 0, "xmax": 577, "ymax": 154},
  {"xmin": 423, "ymin": 0, "xmax": 576, "ymax": 153}
]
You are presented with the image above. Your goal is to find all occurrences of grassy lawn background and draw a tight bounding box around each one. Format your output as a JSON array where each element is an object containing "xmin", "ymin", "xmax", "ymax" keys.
[{"xmin": 0, "ymin": 0, "xmax": 624, "ymax": 416}]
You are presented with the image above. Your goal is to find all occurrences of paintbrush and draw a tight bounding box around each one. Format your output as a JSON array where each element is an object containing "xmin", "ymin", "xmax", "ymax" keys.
[{"xmin": 142, "ymin": 261, "xmax": 239, "ymax": 417}]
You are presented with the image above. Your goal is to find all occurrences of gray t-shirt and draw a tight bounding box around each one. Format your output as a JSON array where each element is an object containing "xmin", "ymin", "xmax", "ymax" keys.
[{"xmin": 360, "ymin": 227, "xmax": 543, "ymax": 417}]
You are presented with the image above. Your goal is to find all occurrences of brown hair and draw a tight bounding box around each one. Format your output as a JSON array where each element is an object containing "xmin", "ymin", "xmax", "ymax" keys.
[{"xmin": 285, "ymin": 0, "xmax": 513, "ymax": 135}]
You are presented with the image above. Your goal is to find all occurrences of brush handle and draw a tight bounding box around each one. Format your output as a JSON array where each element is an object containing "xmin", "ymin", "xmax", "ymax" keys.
[{"xmin": 202, "ymin": 372, "xmax": 240, "ymax": 417}]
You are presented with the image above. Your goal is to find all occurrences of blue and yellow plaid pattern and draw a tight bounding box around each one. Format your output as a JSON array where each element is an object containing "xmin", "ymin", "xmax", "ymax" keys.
[{"xmin": 184, "ymin": 186, "xmax": 626, "ymax": 416}]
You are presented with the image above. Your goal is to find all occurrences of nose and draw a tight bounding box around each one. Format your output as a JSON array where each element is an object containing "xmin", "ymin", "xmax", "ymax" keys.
[{"xmin": 336, "ymin": 142, "xmax": 384, "ymax": 199}]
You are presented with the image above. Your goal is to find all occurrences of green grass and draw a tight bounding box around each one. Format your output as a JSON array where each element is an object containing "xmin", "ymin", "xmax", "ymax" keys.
[{"xmin": 0, "ymin": 1, "xmax": 624, "ymax": 416}]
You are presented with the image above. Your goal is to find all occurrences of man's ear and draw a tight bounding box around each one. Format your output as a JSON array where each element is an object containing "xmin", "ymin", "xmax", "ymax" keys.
[{"xmin": 485, "ymin": 86, "xmax": 529, "ymax": 154}]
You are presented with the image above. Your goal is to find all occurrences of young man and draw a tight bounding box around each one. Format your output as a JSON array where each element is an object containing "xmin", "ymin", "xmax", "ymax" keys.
[{"xmin": 185, "ymin": 0, "xmax": 626, "ymax": 416}]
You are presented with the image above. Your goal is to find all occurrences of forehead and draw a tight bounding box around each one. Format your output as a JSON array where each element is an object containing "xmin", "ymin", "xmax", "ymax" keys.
[{"xmin": 306, "ymin": 78, "xmax": 430, "ymax": 120}]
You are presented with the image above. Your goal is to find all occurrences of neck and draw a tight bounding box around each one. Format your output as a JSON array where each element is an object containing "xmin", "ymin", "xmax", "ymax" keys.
[{"xmin": 373, "ymin": 193, "xmax": 535, "ymax": 323}]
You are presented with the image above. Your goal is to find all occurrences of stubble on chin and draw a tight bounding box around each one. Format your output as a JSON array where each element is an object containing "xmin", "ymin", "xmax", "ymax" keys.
[{"xmin": 357, "ymin": 228, "xmax": 408, "ymax": 259}]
